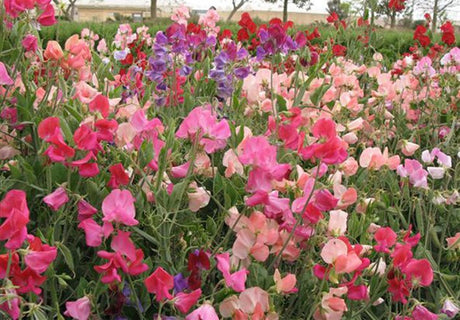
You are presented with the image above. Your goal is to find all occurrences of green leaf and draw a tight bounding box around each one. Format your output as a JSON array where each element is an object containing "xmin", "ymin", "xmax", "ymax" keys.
[
  {"xmin": 57, "ymin": 242, "xmax": 75, "ymax": 276},
  {"xmin": 139, "ymin": 140, "xmax": 154, "ymax": 168}
]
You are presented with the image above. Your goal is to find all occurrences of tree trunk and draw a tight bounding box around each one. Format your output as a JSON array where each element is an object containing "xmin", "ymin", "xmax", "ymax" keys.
[
  {"xmin": 390, "ymin": 9, "xmax": 396, "ymax": 28},
  {"xmin": 227, "ymin": 0, "xmax": 246, "ymax": 22},
  {"xmin": 151, "ymin": 0, "xmax": 157, "ymax": 19},
  {"xmin": 69, "ymin": 0, "xmax": 77, "ymax": 21},
  {"xmin": 431, "ymin": 0, "xmax": 438, "ymax": 33},
  {"xmin": 283, "ymin": 0, "xmax": 288, "ymax": 22}
]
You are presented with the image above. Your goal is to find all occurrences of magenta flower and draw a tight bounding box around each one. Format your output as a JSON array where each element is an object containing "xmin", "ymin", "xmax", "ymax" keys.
[{"xmin": 43, "ymin": 187, "xmax": 69, "ymax": 211}]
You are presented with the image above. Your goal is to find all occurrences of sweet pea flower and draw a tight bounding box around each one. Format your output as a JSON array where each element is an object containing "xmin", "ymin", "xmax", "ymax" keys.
[
  {"xmin": 0, "ymin": 190, "xmax": 30, "ymax": 249},
  {"xmin": 22, "ymin": 34, "xmax": 38, "ymax": 52},
  {"xmin": 412, "ymin": 305, "xmax": 438, "ymax": 320},
  {"xmin": 64, "ymin": 296, "xmax": 91, "ymax": 320},
  {"xmin": 144, "ymin": 267, "xmax": 174, "ymax": 301},
  {"xmin": 216, "ymin": 252, "xmax": 249, "ymax": 292},
  {"xmin": 102, "ymin": 189, "xmax": 138, "ymax": 226},
  {"xmin": 401, "ymin": 140, "xmax": 420, "ymax": 156},
  {"xmin": 374, "ymin": 227, "xmax": 397, "ymax": 253},
  {"xmin": 174, "ymin": 289, "xmax": 202, "ymax": 314},
  {"xmin": 185, "ymin": 303, "xmax": 219, "ymax": 320},
  {"xmin": 446, "ymin": 232, "xmax": 460, "ymax": 249},
  {"xmin": 43, "ymin": 187, "xmax": 69, "ymax": 211},
  {"xmin": 0, "ymin": 62, "xmax": 14, "ymax": 86},
  {"xmin": 441, "ymin": 299, "xmax": 459, "ymax": 318},
  {"xmin": 24, "ymin": 235, "xmax": 57, "ymax": 274},
  {"xmin": 274, "ymin": 269, "xmax": 297, "ymax": 294},
  {"xmin": 187, "ymin": 182, "xmax": 210, "ymax": 212}
]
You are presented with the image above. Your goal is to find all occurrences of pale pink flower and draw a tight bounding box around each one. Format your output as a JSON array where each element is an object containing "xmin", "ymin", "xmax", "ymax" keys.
[
  {"xmin": 401, "ymin": 140, "xmax": 419, "ymax": 156},
  {"xmin": 186, "ymin": 303, "xmax": 219, "ymax": 320},
  {"xmin": 187, "ymin": 182, "xmax": 210, "ymax": 212},
  {"xmin": 328, "ymin": 210, "xmax": 348, "ymax": 236}
]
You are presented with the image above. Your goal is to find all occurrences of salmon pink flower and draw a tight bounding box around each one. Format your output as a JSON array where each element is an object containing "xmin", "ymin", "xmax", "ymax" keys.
[
  {"xmin": 401, "ymin": 140, "xmax": 419, "ymax": 156},
  {"xmin": 44, "ymin": 41, "xmax": 64, "ymax": 60},
  {"xmin": 274, "ymin": 269, "xmax": 297, "ymax": 294},
  {"xmin": 144, "ymin": 267, "xmax": 174, "ymax": 301},
  {"xmin": 239, "ymin": 287, "xmax": 269, "ymax": 314},
  {"xmin": 64, "ymin": 296, "xmax": 91, "ymax": 320},
  {"xmin": 43, "ymin": 187, "xmax": 69, "ymax": 211}
]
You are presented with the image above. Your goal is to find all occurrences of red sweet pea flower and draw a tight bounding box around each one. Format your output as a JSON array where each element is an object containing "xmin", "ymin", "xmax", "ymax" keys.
[
  {"xmin": 89, "ymin": 94, "xmax": 110, "ymax": 118},
  {"xmin": 239, "ymin": 12, "xmax": 257, "ymax": 34},
  {"xmin": 237, "ymin": 28, "xmax": 250, "ymax": 42},
  {"xmin": 387, "ymin": 276, "xmax": 410, "ymax": 304},
  {"xmin": 107, "ymin": 163, "xmax": 130, "ymax": 189},
  {"xmin": 144, "ymin": 267, "xmax": 174, "ymax": 301},
  {"xmin": 332, "ymin": 44, "xmax": 347, "ymax": 56},
  {"xmin": 374, "ymin": 227, "xmax": 397, "ymax": 253},
  {"xmin": 388, "ymin": 0, "xmax": 405, "ymax": 11},
  {"xmin": 414, "ymin": 25, "xmax": 431, "ymax": 47},
  {"xmin": 441, "ymin": 21, "xmax": 456, "ymax": 46},
  {"xmin": 327, "ymin": 12, "xmax": 339, "ymax": 23}
]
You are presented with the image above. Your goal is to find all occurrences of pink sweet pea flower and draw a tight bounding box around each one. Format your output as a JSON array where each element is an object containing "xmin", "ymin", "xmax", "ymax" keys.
[
  {"xmin": 314, "ymin": 287, "xmax": 348, "ymax": 320},
  {"xmin": 187, "ymin": 182, "xmax": 210, "ymax": 212},
  {"xmin": 402, "ymin": 258, "xmax": 433, "ymax": 287},
  {"xmin": 0, "ymin": 289, "xmax": 20, "ymax": 320},
  {"xmin": 216, "ymin": 252, "xmax": 249, "ymax": 292},
  {"xmin": 446, "ymin": 232, "xmax": 460, "ymax": 249},
  {"xmin": 144, "ymin": 267, "xmax": 174, "ymax": 301},
  {"xmin": 24, "ymin": 235, "xmax": 57, "ymax": 274},
  {"xmin": 238, "ymin": 287, "xmax": 269, "ymax": 314},
  {"xmin": 0, "ymin": 190, "xmax": 29, "ymax": 249},
  {"xmin": 64, "ymin": 296, "xmax": 91, "ymax": 320},
  {"xmin": 176, "ymin": 106, "xmax": 231, "ymax": 153},
  {"xmin": 174, "ymin": 288, "xmax": 202, "ymax": 314},
  {"xmin": 185, "ymin": 303, "xmax": 219, "ymax": 320},
  {"xmin": 0, "ymin": 62, "xmax": 14, "ymax": 86},
  {"xmin": 274, "ymin": 269, "xmax": 297, "ymax": 294},
  {"xmin": 401, "ymin": 140, "xmax": 420, "ymax": 156},
  {"xmin": 22, "ymin": 34, "xmax": 38, "ymax": 52},
  {"xmin": 37, "ymin": 4, "xmax": 57, "ymax": 26},
  {"xmin": 412, "ymin": 305, "xmax": 438, "ymax": 320},
  {"xmin": 89, "ymin": 94, "xmax": 110, "ymax": 118},
  {"xmin": 328, "ymin": 210, "xmax": 348, "ymax": 236},
  {"xmin": 43, "ymin": 187, "xmax": 69, "ymax": 211},
  {"xmin": 102, "ymin": 189, "xmax": 138, "ymax": 226},
  {"xmin": 78, "ymin": 218, "xmax": 103, "ymax": 247}
]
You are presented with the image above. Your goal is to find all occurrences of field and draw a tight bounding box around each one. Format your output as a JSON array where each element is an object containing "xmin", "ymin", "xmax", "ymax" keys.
[{"xmin": 0, "ymin": 3, "xmax": 459, "ymax": 320}]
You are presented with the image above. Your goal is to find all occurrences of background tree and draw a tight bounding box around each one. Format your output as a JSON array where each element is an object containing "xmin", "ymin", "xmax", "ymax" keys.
[
  {"xmin": 417, "ymin": 0, "xmax": 458, "ymax": 32},
  {"xmin": 327, "ymin": 0, "xmax": 350, "ymax": 20},
  {"xmin": 53, "ymin": 0, "xmax": 78, "ymax": 21},
  {"xmin": 151, "ymin": 0, "xmax": 157, "ymax": 19},
  {"xmin": 264, "ymin": 0, "xmax": 312, "ymax": 22},
  {"xmin": 227, "ymin": 0, "xmax": 252, "ymax": 21}
]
